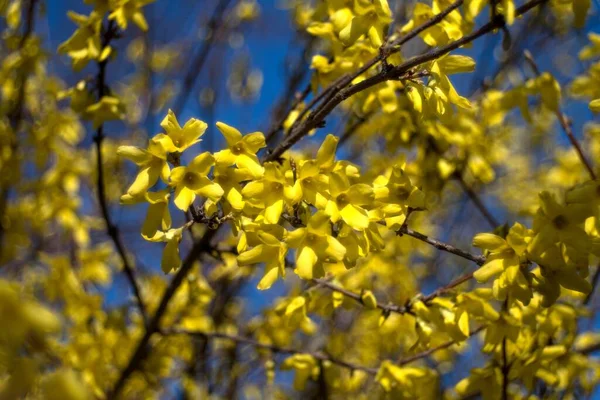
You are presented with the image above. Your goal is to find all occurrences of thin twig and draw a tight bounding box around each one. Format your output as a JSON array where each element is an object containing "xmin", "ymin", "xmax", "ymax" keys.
[
  {"xmin": 386, "ymin": 0, "xmax": 464, "ymax": 50},
  {"xmin": 0, "ymin": 0, "xmax": 39, "ymax": 251},
  {"xmin": 280, "ymin": 0, "xmax": 464, "ymax": 140},
  {"xmin": 165, "ymin": 328, "xmax": 379, "ymax": 374},
  {"xmin": 398, "ymin": 326, "xmax": 486, "ymax": 365},
  {"xmin": 312, "ymin": 278, "xmax": 411, "ymax": 315},
  {"xmin": 420, "ymin": 271, "xmax": 475, "ymax": 304},
  {"xmin": 107, "ymin": 229, "xmax": 217, "ymax": 397},
  {"xmin": 93, "ymin": 21, "xmax": 148, "ymax": 325},
  {"xmin": 523, "ymin": 50, "xmax": 596, "ymax": 180},
  {"xmin": 397, "ymin": 226, "xmax": 486, "ymax": 266},
  {"xmin": 454, "ymin": 171, "xmax": 500, "ymax": 228},
  {"xmin": 337, "ymin": 115, "xmax": 369, "ymax": 147},
  {"xmin": 265, "ymin": 35, "xmax": 316, "ymax": 144},
  {"xmin": 166, "ymin": 324, "xmax": 487, "ymax": 376}
]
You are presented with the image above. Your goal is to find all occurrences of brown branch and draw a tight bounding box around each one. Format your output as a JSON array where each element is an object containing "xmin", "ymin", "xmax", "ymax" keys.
[
  {"xmin": 167, "ymin": 325, "xmax": 487, "ymax": 377},
  {"xmin": 93, "ymin": 21, "xmax": 148, "ymax": 325},
  {"xmin": 398, "ymin": 325, "xmax": 486, "ymax": 365},
  {"xmin": 165, "ymin": 328, "xmax": 379, "ymax": 375},
  {"xmin": 0, "ymin": 0, "xmax": 39, "ymax": 253},
  {"xmin": 523, "ymin": 51, "xmax": 599, "ymax": 302},
  {"xmin": 265, "ymin": 35, "xmax": 316, "ymax": 144},
  {"xmin": 454, "ymin": 171, "xmax": 500, "ymax": 229},
  {"xmin": 312, "ymin": 278, "xmax": 411, "ymax": 315},
  {"xmin": 397, "ymin": 226, "xmax": 486, "ymax": 266},
  {"xmin": 420, "ymin": 272, "xmax": 475, "ymax": 304},
  {"xmin": 523, "ymin": 50, "xmax": 596, "ymax": 180},
  {"xmin": 266, "ymin": 0, "xmax": 549, "ymax": 162},
  {"xmin": 107, "ymin": 229, "xmax": 217, "ymax": 397},
  {"xmin": 276, "ymin": 0, "xmax": 464, "ymax": 143}
]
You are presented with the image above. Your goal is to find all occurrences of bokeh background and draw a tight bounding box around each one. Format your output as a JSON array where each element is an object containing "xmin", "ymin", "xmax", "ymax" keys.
[{"xmin": 12, "ymin": 0, "xmax": 600, "ymax": 396}]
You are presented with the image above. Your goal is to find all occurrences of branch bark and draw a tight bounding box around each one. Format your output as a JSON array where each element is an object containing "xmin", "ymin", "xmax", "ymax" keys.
[{"xmin": 94, "ymin": 21, "xmax": 148, "ymax": 326}]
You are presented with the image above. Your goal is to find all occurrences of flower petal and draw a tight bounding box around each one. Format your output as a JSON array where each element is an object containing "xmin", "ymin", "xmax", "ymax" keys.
[{"xmin": 216, "ymin": 121, "xmax": 243, "ymax": 147}]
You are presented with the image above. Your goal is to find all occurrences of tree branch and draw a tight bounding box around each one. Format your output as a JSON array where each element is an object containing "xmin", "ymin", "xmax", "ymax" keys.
[
  {"xmin": 454, "ymin": 171, "xmax": 501, "ymax": 229},
  {"xmin": 398, "ymin": 325, "xmax": 485, "ymax": 365},
  {"xmin": 397, "ymin": 226, "xmax": 486, "ymax": 266},
  {"xmin": 266, "ymin": 0, "xmax": 549, "ymax": 162},
  {"xmin": 523, "ymin": 50, "xmax": 596, "ymax": 180},
  {"xmin": 94, "ymin": 21, "xmax": 148, "ymax": 326},
  {"xmin": 312, "ymin": 278, "xmax": 411, "ymax": 315},
  {"xmin": 165, "ymin": 328, "xmax": 379, "ymax": 375},
  {"xmin": 107, "ymin": 229, "xmax": 216, "ymax": 397},
  {"xmin": 0, "ymin": 0, "xmax": 39, "ymax": 253}
]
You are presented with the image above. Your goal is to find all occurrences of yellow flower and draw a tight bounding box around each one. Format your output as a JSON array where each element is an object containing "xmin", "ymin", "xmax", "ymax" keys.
[
  {"xmin": 525, "ymin": 72, "xmax": 561, "ymax": 112},
  {"xmin": 242, "ymin": 162, "xmax": 294, "ymax": 224},
  {"xmin": 214, "ymin": 121, "xmax": 266, "ymax": 178},
  {"xmin": 374, "ymin": 163, "xmax": 426, "ymax": 228},
  {"xmin": 212, "ymin": 164, "xmax": 253, "ymax": 212},
  {"xmin": 472, "ymin": 223, "xmax": 533, "ymax": 305},
  {"xmin": 375, "ymin": 361, "xmax": 436, "ymax": 396},
  {"xmin": 325, "ymin": 171, "xmax": 374, "ymax": 231},
  {"xmin": 85, "ymin": 96, "xmax": 125, "ymax": 128},
  {"xmin": 237, "ymin": 225, "xmax": 287, "ymax": 290},
  {"xmin": 147, "ymin": 227, "xmax": 184, "ymax": 274},
  {"xmin": 528, "ymin": 191, "xmax": 591, "ymax": 261},
  {"xmin": 41, "ymin": 369, "xmax": 89, "ymax": 400},
  {"xmin": 169, "ymin": 152, "xmax": 223, "ymax": 211},
  {"xmin": 339, "ymin": 0, "xmax": 392, "ymax": 47},
  {"xmin": 118, "ymin": 139, "xmax": 170, "ymax": 197},
  {"xmin": 154, "ymin": 109, "xmax": 207, "ymax": 154},
  {"xmin": 58, "ymin": 11, "xmax": 109, "ymax": 70},
  {"xmin": 286, "ymin": 211, "xmax": 346, "ymax": 279},
  {"xmin": 281, "ymin": 354, "xmax": 319, "ymax": 391},
  {"xmin": 108, "ymin": 0, "xmax": 154, "ymax": 32},
  {"xmin": 579, "ymin": 33, "xmax": 600, "ymax": 60}
]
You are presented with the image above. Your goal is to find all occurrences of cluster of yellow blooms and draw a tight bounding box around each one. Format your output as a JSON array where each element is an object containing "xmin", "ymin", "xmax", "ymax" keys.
[
  {"xmin": 119, "ymin": 111, "xmax": 426, "ymax": 285},
  {"xmin": 2, "ymin": 0, "xmax": 600, "ymax": 398}
]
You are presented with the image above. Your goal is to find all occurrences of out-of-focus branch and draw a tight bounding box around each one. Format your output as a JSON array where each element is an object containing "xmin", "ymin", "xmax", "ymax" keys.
[
  {"xmin": 312, "ymin": 278, "xmax": 411, "ymax": 315},
  {"xmin": 172, "ymin": 0, "xmax": 235, "ymax": 115},
  {"xmin": 93, "ymin": 21, "xmax": 148, "ymax": 326},
  {"xmin": 523, "ymin": 50, "xmax": 596, "ymax": 180},
  {"xmin": 453, "ymin": 171, "xmax": 501, "ymax": 229},
  {"xmin": 0, "ymin": 0, "xmax": 39, "ymax": 254},
  {"xmin": 398, "ymin": 325, "xmax": 486, "ymax": 365},
  {"xmin": 108, "ymin": 229, "xmax": 217, "ymax": 397},
  {"xmin": 265, "ymin": 35, "xmax": 316, "ymax": 144},
  {"xmin": 167, "ymin": 324, "xmax": 487, "ymax": 375},
  {"xmin": 167, "ymin": 328, "xmax": 379, "ymax": 374}
]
